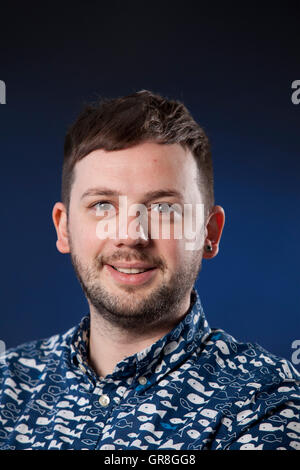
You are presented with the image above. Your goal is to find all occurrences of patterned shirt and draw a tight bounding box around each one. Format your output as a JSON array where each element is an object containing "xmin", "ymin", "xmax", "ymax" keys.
[{"xmin": 0, "ymin": 289, "xmax": 299, "ymax": 450}]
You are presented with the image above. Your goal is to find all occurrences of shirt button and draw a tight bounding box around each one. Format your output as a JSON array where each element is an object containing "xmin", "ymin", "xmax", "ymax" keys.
[
  {"xmin": 99, "ymin": 394, "xmax": 110, "ymax": 407},
  {"xmin": 138, "ymin": 376, "xmax": 147, "ymax": 385},
  {"xmin": 79, "ymin": 364, "xmax": 86, "ymax": 373}
]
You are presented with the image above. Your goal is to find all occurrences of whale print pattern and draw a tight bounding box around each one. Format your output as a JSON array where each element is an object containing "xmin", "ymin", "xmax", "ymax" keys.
[{"xmin": 0, "ymin": 289, "xmax": 299, "ymax": 450}]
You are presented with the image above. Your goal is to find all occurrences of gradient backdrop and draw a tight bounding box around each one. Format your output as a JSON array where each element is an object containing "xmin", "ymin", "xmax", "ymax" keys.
[{"xmin": 0, "ymin": 2, "xmax": 299, "ymax": 370}]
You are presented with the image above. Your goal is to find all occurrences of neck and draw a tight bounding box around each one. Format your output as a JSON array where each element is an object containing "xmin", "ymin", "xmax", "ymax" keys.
[{"xmin": 88, "ymin": 293, "xmax": 192, "ymax": 378}]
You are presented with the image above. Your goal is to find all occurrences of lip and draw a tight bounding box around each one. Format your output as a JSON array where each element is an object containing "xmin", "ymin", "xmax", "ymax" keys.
[
  {"xmin": 108, "ymin": 263, "xmax": 155, "ymax": 269},
  {"xmin": 104, "ymin": 264, "xmax": 158, "ymax": 286}
]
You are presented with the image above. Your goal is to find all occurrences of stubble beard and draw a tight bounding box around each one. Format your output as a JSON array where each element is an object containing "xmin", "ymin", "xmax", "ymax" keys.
[{"xmin": 70, "ymin": 248, "xmax": 203, "ymax": 333}]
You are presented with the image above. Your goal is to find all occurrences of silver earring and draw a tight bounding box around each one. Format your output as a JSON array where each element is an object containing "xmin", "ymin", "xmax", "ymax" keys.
[{"xmin": 205, "ymin": 244, "xmax": 213, "ymax": 252}]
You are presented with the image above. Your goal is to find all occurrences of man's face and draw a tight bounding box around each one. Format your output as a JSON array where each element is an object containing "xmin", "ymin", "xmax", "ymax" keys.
[{"xmin": 66, "ymin": 142, "xmax": 205, "ymax": 331}]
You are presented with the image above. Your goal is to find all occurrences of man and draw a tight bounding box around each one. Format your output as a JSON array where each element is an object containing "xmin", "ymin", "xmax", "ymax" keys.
[{"xmin": 0, "ymin": 90, "xmax": 299, "ymax": 450}]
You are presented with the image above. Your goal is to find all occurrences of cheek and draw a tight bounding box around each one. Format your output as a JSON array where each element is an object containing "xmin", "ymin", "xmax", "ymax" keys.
[
  {"xmin": 159, "ymin": 239, "xmax": 187, "ymax": 269},
  {"xmin": 69, "ymin": 216, "xmax": 105, "ymax": 257},
  {"xmin": 162, "ymin": 237, "xmax": 202, "ymax": 271}
]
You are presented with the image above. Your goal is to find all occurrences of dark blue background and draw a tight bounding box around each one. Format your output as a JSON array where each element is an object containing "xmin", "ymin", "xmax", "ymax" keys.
[{"xmin": 0, "ymin": 2, "xmax": 299, "ymax": 369}]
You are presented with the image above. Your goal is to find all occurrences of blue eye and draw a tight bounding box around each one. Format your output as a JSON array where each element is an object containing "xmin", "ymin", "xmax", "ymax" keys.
[
  {"xmin": 94, "ymin": 202, "xmax": 115, "ymax": 214},
  {"xmin": 152, "ymin": 203, "xmax": 174, "ymax": 214}
]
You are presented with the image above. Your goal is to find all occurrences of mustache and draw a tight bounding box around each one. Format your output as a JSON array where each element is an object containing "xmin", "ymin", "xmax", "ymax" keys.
[{"xmin": 99, "ymin": 251, "xmax": 165, "ymax": 269}]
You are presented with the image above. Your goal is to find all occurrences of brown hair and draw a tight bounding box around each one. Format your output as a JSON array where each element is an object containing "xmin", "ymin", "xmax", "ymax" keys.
[{"xmin": 62, "ymin": 89, "xmax": 214, "ymax": 214}]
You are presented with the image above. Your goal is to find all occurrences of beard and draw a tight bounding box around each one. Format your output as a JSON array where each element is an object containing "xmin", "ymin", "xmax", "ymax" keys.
[{"xmin": 70, "ymin": 247, "xmax": 202, "ymax": 333}]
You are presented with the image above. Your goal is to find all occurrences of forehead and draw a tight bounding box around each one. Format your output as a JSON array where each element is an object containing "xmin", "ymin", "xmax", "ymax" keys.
[{"xmin": 72, "ymin": 142, "xmax": 202, "ymax": 201}]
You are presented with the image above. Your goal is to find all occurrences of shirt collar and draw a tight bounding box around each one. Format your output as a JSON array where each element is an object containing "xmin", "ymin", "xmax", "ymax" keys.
[{"xmin": 69, "ymin": 288, "xmax": 211, "ymax": 382}]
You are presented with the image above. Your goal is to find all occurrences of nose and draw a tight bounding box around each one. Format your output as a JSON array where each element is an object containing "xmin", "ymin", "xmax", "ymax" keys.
[{"xmin": 113, "ymin": 214, "xmax": 150, "ymax": 248}]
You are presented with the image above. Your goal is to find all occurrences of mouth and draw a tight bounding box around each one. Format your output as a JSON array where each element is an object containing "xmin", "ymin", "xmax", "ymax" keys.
[
  {"xmin": 104, "ymin": 263, "xmax": 158, "ymax": 285},
  {"xmin": 109, "ymin": 265, "xmax": 154, "ymax": 274}
]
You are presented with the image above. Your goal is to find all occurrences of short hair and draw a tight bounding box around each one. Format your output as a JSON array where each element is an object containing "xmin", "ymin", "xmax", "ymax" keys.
[{"xmin": 62, "ymin": 90, "xmax": 214, "ymax": 215}]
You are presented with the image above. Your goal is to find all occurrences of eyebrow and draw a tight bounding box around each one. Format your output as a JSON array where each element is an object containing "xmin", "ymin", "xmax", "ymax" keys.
[{"xmin": 80, "ymin": 187, "xmax": 184, "ymax": 202}]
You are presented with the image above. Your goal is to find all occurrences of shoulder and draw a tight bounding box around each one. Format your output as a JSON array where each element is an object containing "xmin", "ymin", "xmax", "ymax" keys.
[
  {"xmin": 195, "ymin": 327, "xmax": 300, "ymax": 418},
  {"xmin": 0, "ymin": 325, "xmax": 77, "ymax": 390},
  {"xmin": 196, "ymin": 329, "xmax": 300, "ymax": 449},
  {"xmin": 200, "ymin": 328, "xmax": 300, "ymax": 385}
]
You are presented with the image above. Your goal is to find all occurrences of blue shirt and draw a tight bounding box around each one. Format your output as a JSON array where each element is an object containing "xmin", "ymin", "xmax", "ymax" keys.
[{"xmin": 0, "ymin": 289, "xmax": 299, "ymax": 450}]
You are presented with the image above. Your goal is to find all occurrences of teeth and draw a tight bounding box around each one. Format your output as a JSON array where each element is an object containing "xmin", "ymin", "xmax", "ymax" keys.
[{"xmin": 114, "ymin": 267, "xmax": 148, "ymax": 274}]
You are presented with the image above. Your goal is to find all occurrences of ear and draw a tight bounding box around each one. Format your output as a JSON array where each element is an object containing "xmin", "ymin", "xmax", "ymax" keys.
[
  {"xmin": 203, "ymin": 205, "xmax": 225, "ymax": 259},
  {"xmin": 52, "ymin": 202, "xmax": 70, "ymax": 254}
]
